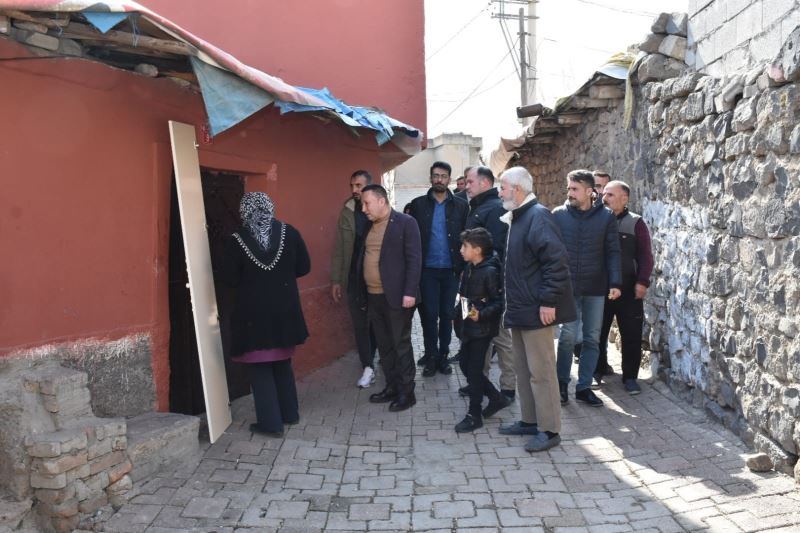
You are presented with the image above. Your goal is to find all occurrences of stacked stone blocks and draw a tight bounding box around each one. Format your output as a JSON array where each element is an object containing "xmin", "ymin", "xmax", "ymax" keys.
[{"xmin": 23, "ymin": 366, "xmax": 133, "ymax": 532}]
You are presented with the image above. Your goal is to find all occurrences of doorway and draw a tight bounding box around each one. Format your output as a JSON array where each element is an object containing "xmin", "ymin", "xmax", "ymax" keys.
[{"xmin": 168, "ymin": 169, "xmax": 251, "ymax": 415}]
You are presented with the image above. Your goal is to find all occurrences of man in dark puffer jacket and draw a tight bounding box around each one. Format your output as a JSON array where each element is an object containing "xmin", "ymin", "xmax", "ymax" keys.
[
  {"xmin": 499, "ymin": 167, "xmax": 576, "ymax": 453},
  {"xmin": 552, "ymin": 170, "xmax": 622, "ymax": 408}
]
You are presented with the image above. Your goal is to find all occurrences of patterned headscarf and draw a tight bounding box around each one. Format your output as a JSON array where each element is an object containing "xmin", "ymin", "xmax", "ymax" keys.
[{"xmin": 239, "ymin": 192, "xmax": 275, "ymax": 250}]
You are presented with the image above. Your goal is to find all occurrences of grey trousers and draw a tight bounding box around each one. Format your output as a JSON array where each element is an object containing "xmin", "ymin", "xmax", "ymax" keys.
[
  {"xmin": 483, "ymin": 327, "xmax": 516, "ymax": 391},
  {"xmin": 510, "ymin": 327, "xmax": 562, "ymax": 434}
]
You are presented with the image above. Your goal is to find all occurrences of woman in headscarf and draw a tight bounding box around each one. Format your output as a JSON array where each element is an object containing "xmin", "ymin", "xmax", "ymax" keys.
[{"xmin": 221, "ymin": 192, "xmax": 311, "ymax": 437}]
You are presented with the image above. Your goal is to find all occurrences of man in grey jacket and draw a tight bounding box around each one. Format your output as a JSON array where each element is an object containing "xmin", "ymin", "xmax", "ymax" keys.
[
  {"xmin": 498, "ymin": 167, "xmax": 575, "ymax": 452},
  {"xmin": 552, "ymin": 170, "xmax": 622, "ymax": 408}
]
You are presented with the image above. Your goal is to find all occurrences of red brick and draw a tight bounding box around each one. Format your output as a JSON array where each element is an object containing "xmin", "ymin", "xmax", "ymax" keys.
[
  {"xmin": 108, "ymin": 459, "xmax": 132, "ymax": 484},
  {"xmin": 35, "ymin": 485, "xmax": 76, "ymax": 505},
  {"xmin": 78, "ymin": 493, "xmax": 108, "ymax": 514},
  {"xmin": 36, "ymin": 452, "xmax": 88, "ymax": 475},
  {"xmin": 89, "ymin": 451, "xmax": 126, "ymax": 475}
]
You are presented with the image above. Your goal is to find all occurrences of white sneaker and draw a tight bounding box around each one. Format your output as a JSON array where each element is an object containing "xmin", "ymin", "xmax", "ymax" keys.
[{"xmin": 357, "ymin": 367, "xmax": 375, "ymax": 388}]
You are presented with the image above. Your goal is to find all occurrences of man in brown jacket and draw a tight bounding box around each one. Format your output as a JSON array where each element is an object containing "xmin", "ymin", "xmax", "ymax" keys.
[{"xmin": 358, "ymin": 184, "xmax": 422, "ymax": 412}]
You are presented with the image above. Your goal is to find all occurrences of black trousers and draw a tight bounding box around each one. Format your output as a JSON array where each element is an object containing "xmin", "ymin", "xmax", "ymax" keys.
[
  {"xmin": 249, "ymin": 359, "xmax": 299, "ymax": 433},
  {"xmin": 597, "ymin": 292, "xmax": 645, "ymax": 381},
  {"xmin": 347, "ymin": 286, "xmax": 376, "ymax": 369},
  {"xmin": 462, "ymin": 336, "xmax": 501, "ymax": 417},
  {"xmin": 367, "ymin": 293, "xmax": 416, "ymax": 394}
]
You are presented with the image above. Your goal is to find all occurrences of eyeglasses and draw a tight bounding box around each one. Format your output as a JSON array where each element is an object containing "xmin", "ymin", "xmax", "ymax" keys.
[{"xmin": 431, "ymin": 173, "xmax": 449, "ymax": 180}]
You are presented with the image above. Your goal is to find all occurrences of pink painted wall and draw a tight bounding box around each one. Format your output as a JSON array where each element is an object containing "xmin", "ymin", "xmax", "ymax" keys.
[
  {"xmin": 0, "ymin": 29, "xmax": 419, "ymax": 410},
  {"xmin": 140, "ymin": 0, "xmax": 427, "ymax": 133}
]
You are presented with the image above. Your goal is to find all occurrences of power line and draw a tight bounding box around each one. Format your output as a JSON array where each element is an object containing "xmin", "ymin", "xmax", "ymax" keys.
[
  {"xmin": 432, "ymin": 38, "xmax": 519, "ymax": 130},
  {"xmin": 541, "ymin": 37, "xmax": 615, "ymax": 55},
  {"xmin": 425, "ymin": 2, "xmax": 492, "ymax": 62},
  {"xmin": 572, "ymin": 0, "xmax": 658, "ymax": 18}
]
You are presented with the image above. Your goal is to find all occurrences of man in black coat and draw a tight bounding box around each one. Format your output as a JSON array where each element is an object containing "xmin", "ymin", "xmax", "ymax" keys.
[
  {"xmin": 498, "ymin": 166, "xmax": 575, "ymax": 453},
  {"xmin": 408, "ymin": 161, "xmax": 469, "ymax": 377},
  {"xmin": 463, "ymin": 166, "xmax": 516, "ymax": 401},
  {"xmin": 358, "ymin": 184, "xmax": 422, "ymax": 412},
  {"xmin": 552, "ymin": 170, "xmax": 622, "ymax": 408}
]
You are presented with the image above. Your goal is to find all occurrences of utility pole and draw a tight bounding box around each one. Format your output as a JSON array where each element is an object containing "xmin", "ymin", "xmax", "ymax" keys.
[
  {"xmin": 528, "ymin": 0, "xmax": 537, "ymax": 108},
  {"xmin": 518, "ymin": 7, "xmax": 527, "ymax": 110},
  {"xmin": 491, "ymin": 0, "xmax": 538, "ymax": 125}
]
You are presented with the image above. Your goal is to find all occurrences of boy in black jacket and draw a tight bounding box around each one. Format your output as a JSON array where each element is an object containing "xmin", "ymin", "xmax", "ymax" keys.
[{"xmin": 454, "ymin": 228, "xmax": 510, "ymax": 432}]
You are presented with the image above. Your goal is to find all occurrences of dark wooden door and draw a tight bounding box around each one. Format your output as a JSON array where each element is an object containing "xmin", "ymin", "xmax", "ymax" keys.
[{"xmin": 168, "ymin": 171, "xmax": 249, "ymax": 415}]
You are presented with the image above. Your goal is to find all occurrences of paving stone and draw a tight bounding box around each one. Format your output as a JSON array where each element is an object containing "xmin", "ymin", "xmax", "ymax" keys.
[
  {"xmin": 433, "ymin": 500, "xmax": 475, "ymax": 519},
  {"xmin": 209, "ymin": 468, "xmax": 250, "ymax": 484},
  {"xmin": 283, "ymin": 473, "xmax": 324, "ymax": 490},
  {"xmin": 180, "ymin": 497, "xmax": 230, "ymax": 519}
]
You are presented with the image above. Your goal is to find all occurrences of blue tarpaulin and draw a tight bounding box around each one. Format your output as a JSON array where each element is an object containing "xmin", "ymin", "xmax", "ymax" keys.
[
  {"xmin": 190, "ymin": 57, "xmax": 275, "ymax": 137},
  {"xmin": 190, "ymin": 61, "xmax": 419, "ymax": 145},
  {"xmin": 82, "ymin": 11, "xmax": 130, "ymax": 33}
]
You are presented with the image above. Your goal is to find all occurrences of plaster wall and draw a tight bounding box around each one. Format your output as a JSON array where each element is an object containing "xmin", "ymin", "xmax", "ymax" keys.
[{"xmin": 0, "ymin": 37, "xmax": 398, "ymax": 411}]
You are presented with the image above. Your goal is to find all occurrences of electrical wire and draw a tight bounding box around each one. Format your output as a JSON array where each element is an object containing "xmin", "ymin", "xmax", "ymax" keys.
[
  {"xmin": 431, "ymin": 37, "xmax": 519, "ymax": 129},
  {"xmin": 426, "ymin": 1, "xmax": 492, "ymax": 62},
  {"xmin": 572, "ymin": 0, "xmax": 659, "ymax": 18}
]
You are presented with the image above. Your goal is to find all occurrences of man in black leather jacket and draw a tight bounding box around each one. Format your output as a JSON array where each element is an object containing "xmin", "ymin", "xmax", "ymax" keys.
[{"xmin": 552, "ymin": 170, "xmax": 622, "ymax": 408}]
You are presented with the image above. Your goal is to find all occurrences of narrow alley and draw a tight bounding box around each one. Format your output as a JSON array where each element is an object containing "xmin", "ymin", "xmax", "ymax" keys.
[{"xmin": 96, "ymin": 319, "xmax": 800, "ymax": 532}]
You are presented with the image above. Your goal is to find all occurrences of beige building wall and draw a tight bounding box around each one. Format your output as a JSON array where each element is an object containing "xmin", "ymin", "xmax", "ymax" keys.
[{"xmin": 392, "ymin": 132, "xmax": 482, "ymax": 209}]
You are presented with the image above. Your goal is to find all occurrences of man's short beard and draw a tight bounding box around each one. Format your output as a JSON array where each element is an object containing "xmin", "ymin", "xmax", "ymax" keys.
[
  {"xmin": 431, "ymin": 183, "xmax": 447, "ymax": 192},
  {"xmin": 502, "ymin": 199, "xmax": 517, "ymax": 210}
]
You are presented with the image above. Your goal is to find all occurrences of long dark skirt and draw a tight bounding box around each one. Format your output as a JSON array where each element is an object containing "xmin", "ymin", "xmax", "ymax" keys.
[{"xmin": 248, "ymin": 359, "xmax": 299, "ymax": 433}]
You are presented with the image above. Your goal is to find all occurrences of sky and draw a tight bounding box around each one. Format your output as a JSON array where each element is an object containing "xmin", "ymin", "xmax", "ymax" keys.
[{"xmin": 424, "ymin": 0, "xmax": 688, "ymax": 158}]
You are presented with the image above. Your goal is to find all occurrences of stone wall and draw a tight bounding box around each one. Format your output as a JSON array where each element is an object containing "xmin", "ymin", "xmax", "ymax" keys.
[
  {"xmin": 689, "ymin": 0, "xmax": 800, "ymax": 76},
  {"xmin": 513, "ymin": 30, "xmax": 800, "ymax": 479},
  {"xmin": 9, "ymin": 334, "xmax": 156, "ymax": 418}
]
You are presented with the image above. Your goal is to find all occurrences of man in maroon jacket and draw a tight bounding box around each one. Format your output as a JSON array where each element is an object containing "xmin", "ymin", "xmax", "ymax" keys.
[
  {"xmin": 595, "ymin": 180, "xmax": 654, "ymax": 395},
  {"xmin": 359, "ymin": 184, "xmax": 422, "ymax": 412}
]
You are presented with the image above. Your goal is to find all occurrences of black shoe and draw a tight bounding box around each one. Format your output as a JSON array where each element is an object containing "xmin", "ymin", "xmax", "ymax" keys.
[
  {"xmin": 422, "ymin": 365, "xmax": 437, "ymax": 377},
  {"xmin": 603, "ymin": 364, "xmax": 615, "ymax": 375},
  {"xmin": 455, "ymin": 414, "xmax": 483, "ymax": 433},
  {"xmin": 559, "ymin": 382, "xmax": 569, "ymax": 405},
  {"xmin": 417, "ymin": 354, "xmax": 431, "ymax": 367},
  {"xmin": 458, "ymin": 385, "xmax": 470, "ymax": 397},
  {"xmin": 482, "ymin": 395, "xmax": 511, "ymax": 418},
  {"xmin": 499, "ymin": 421, "xmax": 538, "ymax": 435},
  {"xmin": 501, "ymin": 389, "xmax": 515, "ymax": 402},
  {"xmin": 389, "ymin": 392, "xmax": 416, "ymax": 412},
  {"xmin": 525, "ymin": 431, "xmax": 561, "ymax": 452},
  {"xmin": 437, "ymin": 363, "xmax": 453, "ymax": 375},
  {"xmin": 447, "ymin": 352, "xmax": 463, "ymax": 364},
  {"xmin": 369, "ymin": 388, "xmax": 398, "ymax": 403},
  {"xmin": 592, "ymin": 373, "xmax": 603, "ymax": 390},
  {"xmin": 249, "ymin": 423, "xmax": 283, "ymax": 438},
  {"xmin": 575, "ymin": 388, "xmax": 604, "ymax": 407}
]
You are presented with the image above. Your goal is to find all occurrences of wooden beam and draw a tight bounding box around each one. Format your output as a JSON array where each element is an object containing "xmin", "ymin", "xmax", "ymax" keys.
[
  {"xmin": 588, "ymin": 84, "xmax": 625, "ymax": 99},
  {"xmin": 82, "ymin": 39, "xmax": 185, "ymax": 60},
  {"xmin": 60, "ymin": 21, "xmax": 195, "ymax": 56},
  {"xmin": 556, "ymin": 114, "xmax": 584, "ymax": 126},
  {"xmin": 569, "ymin": 97, "xmax": 618, "ymax": 109},
  {"xmin": 1, "ymin": 10, "xmax": 69, "ymax": 29}
]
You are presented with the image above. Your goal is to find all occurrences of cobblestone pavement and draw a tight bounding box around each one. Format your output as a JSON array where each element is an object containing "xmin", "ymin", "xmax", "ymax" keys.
[{"xmin": 98, "ymin": 318, "xmax": 800, "ymax": 532}]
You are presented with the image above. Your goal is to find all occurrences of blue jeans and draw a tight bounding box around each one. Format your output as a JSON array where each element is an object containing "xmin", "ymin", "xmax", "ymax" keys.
[
  {"xmin": 419, "ymin": 267, "xmax": 458, "ymax": 363},
  {"xmin": 556, "ymin": 295, "xmax": 605, "ymax": 391}
]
